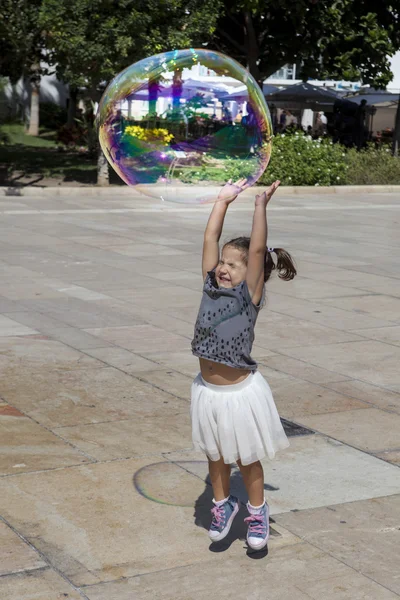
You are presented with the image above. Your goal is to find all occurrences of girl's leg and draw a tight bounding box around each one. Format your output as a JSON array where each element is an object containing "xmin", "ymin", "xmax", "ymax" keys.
[
  {"xmin": 208, "ymin": 457, "xmax": 231, "ymax": 501},
  {"xmin": 236, "ymin": 459, "xmax": 264, "ymax": 506}
]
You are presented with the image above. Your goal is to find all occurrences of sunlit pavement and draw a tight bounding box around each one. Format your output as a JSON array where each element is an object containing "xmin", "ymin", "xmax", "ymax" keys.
[{"xmin": 0, "ymin": 187, "xmax": 400, "ymax": 599}]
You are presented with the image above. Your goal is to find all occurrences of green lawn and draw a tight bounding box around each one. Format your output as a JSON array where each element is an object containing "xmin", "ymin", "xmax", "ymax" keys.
[
  {"xmin": 0, "ymin": 123, "xmax": 99, "ymax": 185},
  {"xmin": 0, "ymin": 123, "xmax": 58, "ymax": 147}
]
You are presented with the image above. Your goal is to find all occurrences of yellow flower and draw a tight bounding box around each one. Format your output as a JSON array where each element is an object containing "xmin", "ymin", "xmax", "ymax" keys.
[{"xmin": 124, "ymin": 125, "xmax": 174, "ymax": 145}]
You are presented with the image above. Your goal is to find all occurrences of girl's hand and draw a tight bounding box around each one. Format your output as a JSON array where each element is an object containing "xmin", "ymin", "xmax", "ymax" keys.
[
  {"xmin": 218, "ymin": 178, "xmax": 248, "ymax": 204},
  {"xmin": 255, "ymin": 180, "xmax": 281, "ymax": 206}
]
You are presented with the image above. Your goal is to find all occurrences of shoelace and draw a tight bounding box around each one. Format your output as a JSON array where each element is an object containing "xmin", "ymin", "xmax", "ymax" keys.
[
  {"xmin": 211, "ymin": 504, "xmax": 225, "ymax": 529},
  {"xmin": 244, "ymin": 513, "xmax": 267, "ymax": 535}
]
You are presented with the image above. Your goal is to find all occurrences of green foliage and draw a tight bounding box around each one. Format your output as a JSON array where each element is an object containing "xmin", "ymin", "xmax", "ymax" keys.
[
  {"xmin": 261, "ymin": 133, "xmax": 347, "ymax": 186},
  {"xmin": 345, "ymin": 145, "xmax": 400, "ymax": 185},
  {"xmin": 224, "ymin": 157, "xmax": 258, "ymax": 181},
  {"xmin": 259, "ymin": 134, "xmax": 400, "ymax": 186},
  {"xmin": 0, "ymin": 0, "xmax": 46, "ymax": 84},
  {"xmin": 214, "ymin": 1, "xmax": 400, "ymax": 87},
  {"xmin": 39, "ymin": 102, "xmax": 68, "ymax": 129},
  {"xmin": 39, "ymin": 0, "xmax": 222, "ymax": 93},
  {"xmin": 56, "ymin": 124, "xmax": 87, "ymax": 148}
]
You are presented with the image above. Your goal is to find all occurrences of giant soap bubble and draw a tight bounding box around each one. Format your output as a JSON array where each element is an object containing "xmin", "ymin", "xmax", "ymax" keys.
[{"xmin": 97, "ymin": 49, "xmax": 272, "ymax": 203}]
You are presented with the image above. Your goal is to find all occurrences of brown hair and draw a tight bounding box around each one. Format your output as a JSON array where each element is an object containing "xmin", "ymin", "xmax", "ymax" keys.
[{"xmin": 223, "ymin": 237, "xmax": 297, "ymax": 282}]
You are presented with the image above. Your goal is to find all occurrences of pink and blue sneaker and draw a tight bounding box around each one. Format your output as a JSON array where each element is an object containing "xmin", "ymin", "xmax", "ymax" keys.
[
  {"xmin": 244, "ymin": 500, "xmax": 270, "ymax": 550},
  {"xmin": 209, "ymin": 495, "xmax": 239, "ymax": 542}
]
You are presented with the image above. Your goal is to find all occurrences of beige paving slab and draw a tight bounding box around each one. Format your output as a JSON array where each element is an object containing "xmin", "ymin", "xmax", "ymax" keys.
[
  {"xmin": 142, "ymin": 350, "xmax": 200, "ymax": 378},
  {"xmin": 375, "ymin": 449, "xmax": 400, "ymax": 465},
  {"xmin": 0, "ymin": 315, "xmax": 38, "ymax": 337},
  {"xmin": 275, "ymin": 494, "xmax": 400, "ymax": 596},
  {"xmin": 260, "ymin": 354, "xmax": 351, "ymax": 384},
  {"xmin": 0, "ymin": 283, "xmax": 70, "ymax": 301},
  {"xmin": 107, "ymin": 242, "xmax": 189, "ymax": 257},
  {"xmin": 20, "ymin": 297, "xmax": 143, "ymax": 329},
  {"xmin": 263, "ymin": 292, "xmax": 394, "ymax": 331},
  {"xmin": 280, "ymin": 340, "xmax": 400, "ymax": 391},
  {"xmin": 0, "ymin": 456, "xmax": 251, "ymax": 586},
  {"xmin": 324, "ymin": 379, "xmax": 400, "ymax": 413},
  {"xmin": 0, "ymin": 336, "xmax": 104, "ymax": 372},
  {"xmin": 0, "ymin": 295, "xmax": 22, "ymax": 312},
  {"xmin": 0, "ymin": 414, "xmax": 91, "ymax": 474},
  {"xmin": 254, "ymin": 310, "xmax": 363, "ymax": 350},
  {"xmin": 85, "ymin": 324, "xmax": 191, "ymax": 354},
  {"xmin": 137, "ymin": 369, "xmax": 192, "ymax": 399},
  {"xmin": 104, "ymin": 284, "xmax": 200, "ymax": 312},
  {"xmin": 54, "ymin": 411, "xmax": 192, "ymax": 460},
  {"xmin": 295, "ymin": 260, "xmax": 400, "ymax": 296},
  {"xmin": 0, "ymin": 366, "xmax": 187, "ymax": 428},
  {"xmin": 0, "ymin": 521, "xmax": 46, "ymax": 576},
  {"xmin": 166, "ymin": 433, "xmax": 400, "ymax": 514},
  {"xmin": 81, "ymin": 346, "xmax": 165, "ymax": 373},
  {"xmin": 354, "ymin": 325, "xmax": 400, "ymax": 347},
  {"xmin": 266, "ymin": 275, "xmax": 369, "ymax": 300},
  {"xmin": 82, "ymin": 542, "xmax": 395, "ymax": 600},
  {"xmin": 296, "ymin": 572, "xmax": 400, "ymax": 600},
  {"xmin": 267, "ymin": 379, "xmax": 368, "ymax": 419},
  {"xmin": 149, "ymin": 269, "xmax": 203, "ymax": 290},
  {"xmin": 296, "ymin": 408, "xmax": 400, "ymax": 452},
  {"xmin": 0, "ymin": 568, "xmax": 82, "ymax": 600},
  {"xmin": 320, "ymin": 294, "xmax": 400, "ymax": 322},
  {"xmin": 128, "ymin": 305, "xmax": 195, "ymax": 338}
]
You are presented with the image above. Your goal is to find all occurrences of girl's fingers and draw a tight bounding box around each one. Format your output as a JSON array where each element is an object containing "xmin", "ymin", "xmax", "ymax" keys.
[{"xmin": 234, "ymin": 178, "xmax": 247, "ymax": 188}]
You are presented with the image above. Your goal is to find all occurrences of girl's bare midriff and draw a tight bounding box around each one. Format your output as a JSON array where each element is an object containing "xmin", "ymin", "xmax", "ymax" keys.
[{"xmin": 199, "ymin": 357, "xmax": 252, "ymax": 385}]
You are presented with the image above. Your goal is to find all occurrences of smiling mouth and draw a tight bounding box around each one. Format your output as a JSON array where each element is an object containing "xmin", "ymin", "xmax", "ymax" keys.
[{"xmin": 218, "ymin": 276, "xmax": 230, "ymax": 283}]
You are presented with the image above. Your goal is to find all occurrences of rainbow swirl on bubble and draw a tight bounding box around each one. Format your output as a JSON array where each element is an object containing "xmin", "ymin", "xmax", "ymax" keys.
[{"xmin": 97, "ymin": 49, "xmax": 272, "ymax": 203}]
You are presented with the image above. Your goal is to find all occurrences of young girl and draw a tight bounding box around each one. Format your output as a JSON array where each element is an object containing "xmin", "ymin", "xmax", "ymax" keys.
[{"xmin": 191, "ymin": 178, "xmax": 297, "ymax": 551}]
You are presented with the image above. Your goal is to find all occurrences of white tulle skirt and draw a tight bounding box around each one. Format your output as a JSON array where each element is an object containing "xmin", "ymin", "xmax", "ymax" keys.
[{"xmin": 190, "ymin": 371, "xmax": 290, "ymax": 466}]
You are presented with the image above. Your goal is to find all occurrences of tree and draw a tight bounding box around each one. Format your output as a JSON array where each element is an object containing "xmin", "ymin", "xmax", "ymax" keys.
[
  {"xmin": 212, "ymin": 1, "xmax": 400, "ymax": 87},
  {"xmin": 40, "ymin": 0, "xmax": 222, "ymax": 184},
  {"xmin": 212, "ymin": 1, "xmax": 400, "ymax": 151},
  {"xmin": 0, "ymin": 0, "xmax": 46, "ymax": 132}
]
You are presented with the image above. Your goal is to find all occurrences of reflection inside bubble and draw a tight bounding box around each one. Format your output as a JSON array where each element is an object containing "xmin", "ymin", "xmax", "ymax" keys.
[{"xmin": 97, "ymin": 49, "xmax": 272, "ymax": 203}]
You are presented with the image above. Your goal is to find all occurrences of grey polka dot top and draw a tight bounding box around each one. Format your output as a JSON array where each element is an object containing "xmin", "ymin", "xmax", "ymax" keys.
[{"xmin": 191, "ymin": 269, "xmax": 265, "ymax": 370}]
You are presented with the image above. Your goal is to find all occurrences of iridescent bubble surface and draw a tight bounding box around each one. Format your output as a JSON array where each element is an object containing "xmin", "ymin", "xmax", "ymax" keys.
[{"xmin": 97, "ymin": 49, "xmax": 272, "ymax": 203}]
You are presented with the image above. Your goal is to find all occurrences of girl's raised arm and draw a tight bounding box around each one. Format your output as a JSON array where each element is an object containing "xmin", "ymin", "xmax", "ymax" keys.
[
  {"xmin": 246, "ymin": 181, "xmax": 280, "ymax": 303},
  {"xmin": 202, "ymin": 179, "xmax": 247, "ymax": 280}
]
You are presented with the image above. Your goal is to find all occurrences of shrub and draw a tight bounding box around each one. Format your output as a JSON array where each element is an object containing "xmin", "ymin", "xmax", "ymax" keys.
[
  {"xmin": 260, "ymin": 132, "xmax": 347, "ymax": 186},
  {"xmin": 39, "ymin": 102, "xmax": 68, "ymax": 129},
  {"xmin": 345, "ymin": 145, "xmax": 400, "ymax": 185},
  {"xmin": 56, "ymin": 124, "xmax": 87, "ymax": 147}
]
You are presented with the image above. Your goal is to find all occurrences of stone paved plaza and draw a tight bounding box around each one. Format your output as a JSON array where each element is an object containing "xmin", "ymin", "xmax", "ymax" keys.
[{"xmin": 0, "ymin": 187, "xmax": 400, "ymax": 599}]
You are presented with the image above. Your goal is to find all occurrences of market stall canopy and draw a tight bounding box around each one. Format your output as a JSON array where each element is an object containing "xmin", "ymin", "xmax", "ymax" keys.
[
  {"xmin": 219, "ymin": 84, "xmax": 280, "ymax": 103},
  {"xmin": 265, "ymin": 82, "xmax": 344, "ymax": 111},
  {"xmin": 126, "ymin": 79, "xmax": 229, "ymax": 101},
  {"xmin": 344, "ymin": 90, "xmax": 398, "ymax": 107}
]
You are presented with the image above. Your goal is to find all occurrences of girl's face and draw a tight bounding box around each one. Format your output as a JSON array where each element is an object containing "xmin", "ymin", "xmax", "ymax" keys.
[{"xmin": 216, "ymin": 246, "xmax": 247, "ymax": 288}]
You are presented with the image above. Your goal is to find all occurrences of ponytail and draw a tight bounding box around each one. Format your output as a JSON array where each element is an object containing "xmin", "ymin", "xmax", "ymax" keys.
[
  {"xmin": 222, "ymin": 237, "xmax": 297, "ymax": 283},
  {"xmin": 264, "ymin": 247, "xmax": 297, "ymax": 282}
]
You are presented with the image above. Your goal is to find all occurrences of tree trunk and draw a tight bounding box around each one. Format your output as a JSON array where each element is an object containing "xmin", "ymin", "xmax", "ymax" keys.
[
  {"xmin": 392, "ymin": 92, "xmax": 400, "ymax": 156},
  {"xmin": 243, "ymin": 11, "xmax": 262, "ymax": 86},
  {"xmin": 148, "ymin": 78, "xmax": 159, "ymax": 116},
  {"xmin": 97, "ymin": 147, "xmax": 109, "ymax": 186},
  {"xmin": 172, "ymin": 69, "xmax": 183, "ymax": 113},
  {"xmin": 27, "ymin": 78, "xmax": 40, "ymax": 136},
  {"xmin": 9, "ymin": 80, "xmax": 19, "ymax": 120},
  {"xmin": 67, "ymin": 85, "xmax": 78, "ymax": 127}
]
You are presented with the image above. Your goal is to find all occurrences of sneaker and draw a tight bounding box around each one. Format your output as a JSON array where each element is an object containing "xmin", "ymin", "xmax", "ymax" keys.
[
  {"xmin": 209, "ymin": 495, "xmax": 239, "ymax": 542},
  {"xmin": 244, "ymin": 501, "xmax": 270, "ymax": 550}
]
